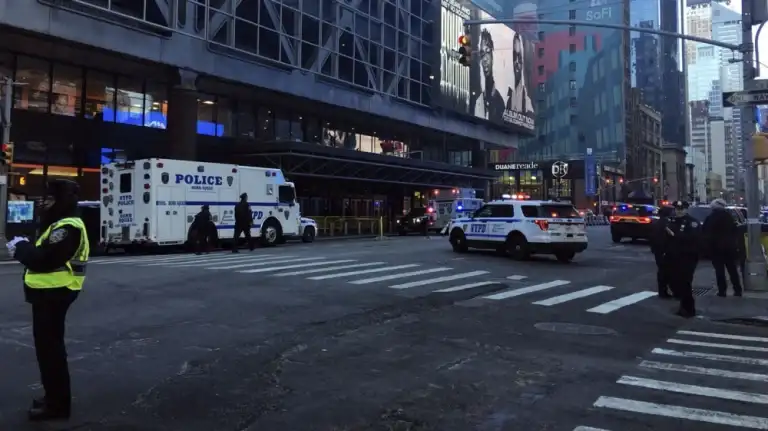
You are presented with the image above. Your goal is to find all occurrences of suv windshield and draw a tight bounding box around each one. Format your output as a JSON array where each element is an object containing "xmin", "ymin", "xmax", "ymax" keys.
[
  {"xmin": 613, "ymin": 204, "xmax": 656, "ymax": 217},
  {"xmin": 522, "ymin": 204, "xmax": 580, "ymax": 218}
]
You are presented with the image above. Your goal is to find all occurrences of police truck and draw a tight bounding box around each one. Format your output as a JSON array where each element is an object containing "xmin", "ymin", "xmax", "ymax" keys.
[{"xmin": 99, "ymin": 158, "xmax": 317, "ymax": 252}]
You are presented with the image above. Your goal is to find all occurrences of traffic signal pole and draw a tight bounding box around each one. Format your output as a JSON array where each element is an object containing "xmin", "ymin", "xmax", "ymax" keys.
[{"xmin": 0, "ymin": 77, "xmax": 11, "ymax": 259}]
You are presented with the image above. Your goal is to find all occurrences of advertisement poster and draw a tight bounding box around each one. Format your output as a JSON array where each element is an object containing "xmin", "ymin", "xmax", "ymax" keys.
[{"xmin": 470, "ymin": 9, "xmax": 535, "ymax": 132}]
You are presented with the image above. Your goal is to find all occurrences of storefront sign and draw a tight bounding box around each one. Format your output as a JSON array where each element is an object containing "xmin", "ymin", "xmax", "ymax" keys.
[
  {"xmin": 493, "ymin": 162, "xmax": 539, "ymax": 171},
  {"xmin": 585, "ymin": 149, "xmax": 597, "ymax": 196},
  {"xmin": 552, "ymin": 161, "xmax": 569, "ymax": 178}
]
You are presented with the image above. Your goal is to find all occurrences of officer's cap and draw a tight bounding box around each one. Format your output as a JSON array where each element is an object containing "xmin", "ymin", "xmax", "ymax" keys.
[
  {"xmin": 201, "ymin": 204, "xmax": 210, "ymax": 210},
  {"xmin": 240, "ymin": 193, "xmax": 247, "ymax": 199},
  {"xmin": 46, "ymin": 179, "xmax": 80, "ymax": 199},
  {"xmin": 672, "ymin": 200, "xmax": 689, "ymax": 209}
]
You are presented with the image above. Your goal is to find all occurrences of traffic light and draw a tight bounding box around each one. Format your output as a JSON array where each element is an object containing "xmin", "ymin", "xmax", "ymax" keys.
[
  {"xmin": 618, "ymin": 178, "xmax": 624, "ymax": 184},
  {"xmin": 653, "ymin": 177, "xmax": 658, "ymax": 183},
  {"xmin": 752, "ymin": 132, "xmax": 768, "ymax": 162},
  {"xmin": 0, "ymin": 142, "xmax": 13, "ymax": 166},
  {"xmin": 458, "ymin": 35, "xmax": 472, "ymax": 67}
]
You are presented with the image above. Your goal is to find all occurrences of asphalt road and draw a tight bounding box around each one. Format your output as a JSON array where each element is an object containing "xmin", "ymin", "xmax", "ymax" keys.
[{"xmin": 1, "ymin": 227, "xmax": 765, "ymax": 431}]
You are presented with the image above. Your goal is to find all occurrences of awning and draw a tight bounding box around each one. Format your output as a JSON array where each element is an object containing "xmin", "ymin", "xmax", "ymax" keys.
[{"xmin": 207, "ymin": 141, "xmax": 495, "ymax": 188}]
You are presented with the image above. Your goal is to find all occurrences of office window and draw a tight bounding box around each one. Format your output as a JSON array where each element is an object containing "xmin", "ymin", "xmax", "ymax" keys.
[
  {"xmin": 569, "ymin": 44, "xmax": 576, "ymax": 53},
  {"xmin": 144, "ymin": 81, "xmax": 168, "ymax": 129},
  {"xmin": 538, "ymin": 47, "xmax": 544, "ymax": 58},
  {"xmin": 84, "ymin": 70, "xmax": 114, "ymax": 120},
  {"xmin": 569, "ymin": 61, "xmax": 576, "ymax": 72},
  {"xmin": 52, "ymin": 64, "xmax": 82, "ymax": 117},
  {"xmin": 216, "ymin": 97, "xmax": 234, "ymax": 137},
  {"xmin": 569, "ymin": 80, "xmax": 577, "ymax": 89},
  {"xmin": 538, "ymin": 65, "xmax": 545, "ymax": 76},
  {"xmin": 197, "ymin": 95, "xmax": 216, "ymax": 135},
  {"xmin": 570, "ymin": 97, "xmax": 577, "ymax": 107},
  {"xmin": 569, "ymin": 10, "xmax": 576, "ymax": 19},
  {"xmin": 14, "ymin": 56, "xmax": 50, "ymax": 113},
  {"xmin": 570, "ymin": 115, "xmax": 577, "ymax": 124},
  {"xmin": 569, "ymin": 26, "xmax": 576, "ymax": 36},
  {"xmin": 538, "ymin": 83, "xmax": 545, "ymax": 92},
  {"xmin": 116, "ymin": 76, "xmax": 144, "ymax": 126},
  {"xmin": 538, "ymin": 31, "xmax": 545, "ymax": 41}
]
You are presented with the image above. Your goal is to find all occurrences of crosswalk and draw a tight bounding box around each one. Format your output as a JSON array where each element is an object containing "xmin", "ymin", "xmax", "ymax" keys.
[
  {"xmin": 89, "ymin": 252, "xmax": 662, "ymax": 315},
  {"xmin": 576, "ymin": 329, "xmax": 768, "ymax": 430}
]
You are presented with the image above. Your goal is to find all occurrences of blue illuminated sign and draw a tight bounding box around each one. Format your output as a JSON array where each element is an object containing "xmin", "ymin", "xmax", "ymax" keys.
[
  {"xmin": 101, "ymin": 108, "xmax": 224, "ymax": 136},
  {"xmin": 585, "ymin": 149, "xmax": 597, "ymax": 196}
]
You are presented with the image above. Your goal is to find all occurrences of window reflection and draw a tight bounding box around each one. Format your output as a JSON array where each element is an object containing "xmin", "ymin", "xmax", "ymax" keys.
[
  {"xmin": 217, "ymin": 97, "xmax": 234, "ymax": 137},
  {"xmin": 197, "ymin": 96, "xmax": 216, "ymax": 136},
  {"xmin": 274, "ymin": 109, "xmax": 291, "ymax": 140},
  {"xmin": 257, "ymin": 107, "xmax": 274, "ymax": 140},
  {"xmin": 116, "ymin": 76, "xmax": 144, "ymax": 126},
  {"xmin": 144, "ymin": 81, "xmax": 168, "ymax": 129},
  {"xmin": 305, "ymin": 117, "xmax": 321, "ymax": 143},
  {"xmin": 15, "ymin": 56, "xmax": 50, "ymax": 113},
  {"xmin": 52, "ymin": 64, "xmax": 82, "ymax": 117},
  {"xmin": 236, "ymin": 101, "xmax": 256, "ymax": 138},
  {"xmin": 290, "ymin": 112, "xmax": 304, "ymax": 141},
  {"xmin": 84, "ymin": 70, "xmax": 114, "ymax": 120}
]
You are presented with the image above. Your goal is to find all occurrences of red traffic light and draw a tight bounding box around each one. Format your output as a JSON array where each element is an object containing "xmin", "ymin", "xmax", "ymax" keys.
[
  {"xmin": 0, "ymin": 143, "xmax": 8, "ymax": 152},
  {"xmin": 458, "ymin": 35, "xmax": 470, "ymax": 46},
  {"xmin": 653, "ymin": 177, "xmax": 658, "ymax": 183}
]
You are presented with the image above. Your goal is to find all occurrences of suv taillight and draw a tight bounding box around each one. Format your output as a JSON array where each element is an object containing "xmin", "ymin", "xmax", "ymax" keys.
[{"xmin": 534, "ymin": 220, "xmax": 549, "ymax": 231}]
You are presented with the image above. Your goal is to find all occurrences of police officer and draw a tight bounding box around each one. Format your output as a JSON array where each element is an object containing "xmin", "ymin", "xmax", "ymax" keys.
[
  {"xmin": 665, "ymin": 200, "xmax": 701, "ymax": 317},
  {"xmin": 232, "ymin": 193, "xmax": 254, "ymax": 252},
  {"xmin": 191, "ymin": 204, "xmax": 212, "ymax": 255},
  {"xmin": 650, "ymin": 205, "xmax": 675, "ymax": 298},
  {"xmin": 7, "ymin": 179, "xmax": 89, "ymax": 421}
]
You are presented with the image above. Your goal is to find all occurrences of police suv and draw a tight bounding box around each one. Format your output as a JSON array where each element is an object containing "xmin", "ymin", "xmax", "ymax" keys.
[
  {"xmin": 99, "ymin": 158, "xmax": 317, "ymax": 252},
  {"xmin": 447, "ymin": 196, "xmax": 588, "ymax": 262}
]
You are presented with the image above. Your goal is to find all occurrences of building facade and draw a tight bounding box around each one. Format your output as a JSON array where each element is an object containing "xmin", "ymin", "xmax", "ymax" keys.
[
  {"xmin": 0, "ymin": 0, "xmax": 535, "ymax": 234},
  {"xmin": 626, "ymin": 90, "xmax": 663, "ymax": 192}
]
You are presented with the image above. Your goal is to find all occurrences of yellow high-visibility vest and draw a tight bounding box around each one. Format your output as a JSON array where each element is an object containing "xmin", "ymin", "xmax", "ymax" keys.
[{"xmin": 24, "ymin": 217, "xmax": 90, "ymax": 291}]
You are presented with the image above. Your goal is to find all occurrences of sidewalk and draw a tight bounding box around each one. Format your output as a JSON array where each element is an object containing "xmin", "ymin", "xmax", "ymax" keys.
[{"xmin": 695, "ymin": 291, "xmax": 768, "ymax": 321}]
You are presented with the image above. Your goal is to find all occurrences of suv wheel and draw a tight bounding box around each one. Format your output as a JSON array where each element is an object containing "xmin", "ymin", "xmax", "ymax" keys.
[
  {"xmin": 506, "ymin": 233, "xmax": 530, "ymax": 260},
  {"xmin": 450, "ymin": 229, "xmax": 468, "ymax": 253}
]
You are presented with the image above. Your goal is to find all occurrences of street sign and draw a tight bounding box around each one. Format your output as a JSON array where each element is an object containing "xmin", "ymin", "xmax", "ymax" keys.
[
  {"xmin": 585, "ymin": 149, "xmax": 597, "ymax": 196},
  {"xmin": 722, "ymin": 90, "xmax": 768, "ymax": 107}
]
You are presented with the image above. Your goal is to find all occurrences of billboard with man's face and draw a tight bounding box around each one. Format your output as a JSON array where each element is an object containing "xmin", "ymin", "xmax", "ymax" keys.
[{"xmin": 471, "ymin": 9, "xmax": 535, "ymax": 132}]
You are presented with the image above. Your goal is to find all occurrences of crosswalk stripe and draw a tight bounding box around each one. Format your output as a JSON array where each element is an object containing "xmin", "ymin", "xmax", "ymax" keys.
[
  {"xmin": 350, "ymin": 268, "xmax": 451, "ymax": 285},
  {"xmin": 639, "ymin": 360, "xmax": 768, "ymax": 382},
  {"xmin": 651, "ymin": 348, "xmax": 768, "ymax": 367},
  {"xmin": 587, "ymin": 291, "xmax": 656, "ymax": 314},
  {"xmin": 92, "ymin": 254, "xmax": 204, "ymax": 264},
  {"xmin": 506, "ymin": 275, "xmax": 527, "ymax": 280},
  {"xmin": 677, "ymin": 330, "xmax": 768, "ymax": 344},
  {"xmin": 144, "ymin": 254, "xmax": 291, "ymax": 267},
  {"xmin": 272, "ymin": 262, "xmax": 387, "ymax": 277},
  {"xmin": 533, "ymin": 285, "xmax": 613, "ymax": 306},
  {"xmin": 593, "ymin": 396, "xmax": 768, "ymax": 428},
  {"xmin": 573, "ymin": 427, "xmax": 610, "ymax": 431},
  {"xmin": 388, "ymin": 271, "xmax": 489, "ymax": 290},
  {"xmin": 165, "ymin": 254, "xmax": 294, "ymax": 267},
  {"xmin": 667, "ymin": 339, "xmax": 768, "ymax": 353},
  {"xmin": 483, "ymin": 280, "xmax": 570, "ymax": 301},
  {"xmin": 308, "ymin": 264, "xmax": 420, "ymax": 280},
  {"xmin": 434, "ymin": 281, "xmax": 497, "ymax": 293},
  {"xmin": 617, "ymin": 375, "xmax": 768, "ymax": 404},
  {"xmin": 207, "ymin": 257, "xmax": 326, "ymax": 270},
  {"xmin": 239, "ymin": 260, "xmax": 356, "ymax": 274}
]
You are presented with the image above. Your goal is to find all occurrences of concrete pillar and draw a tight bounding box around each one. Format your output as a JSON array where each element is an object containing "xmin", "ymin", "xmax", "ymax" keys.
[{"xmin": 166, "ymin": 69, "xmax": 198, "ymax": 160}]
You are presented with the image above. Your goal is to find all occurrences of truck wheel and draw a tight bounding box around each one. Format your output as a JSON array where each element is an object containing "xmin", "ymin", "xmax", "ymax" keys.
[
  {"xmin": 302, "ymin": 226, "xmax": 316, "ymax": 243},
  {"xmin": 449, "ymin": 229, "xmax": 468, "ymax": 253},
  {"xmin": 260, "ymin": 219, "xmax": 282, "ymax": 246},
  {"xmin": 506, "ymin": 233, "xmax": 530, "ymax": 260}
]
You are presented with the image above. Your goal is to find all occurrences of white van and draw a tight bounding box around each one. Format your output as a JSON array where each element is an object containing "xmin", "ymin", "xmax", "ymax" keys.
[{"xmin": 99, "ymin": 158, "xmax": 316, "ymax": 250}]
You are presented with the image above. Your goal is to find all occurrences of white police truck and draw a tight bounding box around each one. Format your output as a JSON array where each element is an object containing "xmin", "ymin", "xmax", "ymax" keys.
[
  {"xmin": 447, "ymin": 196, "xmax": 588, "ymax": 262},
  {"xmin": 99, "ymin": 158, "xmax": 317, "ymax": 251}
]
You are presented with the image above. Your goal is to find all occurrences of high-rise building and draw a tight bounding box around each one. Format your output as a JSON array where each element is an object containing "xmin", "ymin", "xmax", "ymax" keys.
[{"xmin": 630, "ymin": 0, "xmax": 686, "ymax": 148}]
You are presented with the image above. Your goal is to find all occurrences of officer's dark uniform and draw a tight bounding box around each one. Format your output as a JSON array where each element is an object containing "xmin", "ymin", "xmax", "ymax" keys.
[
  {"xmin": 13, "ymin": 179, "xmax": 89, "ymax": 421},
  {"xmin": 420, "ymin": 214, "xmax": 430, "ymax": 239},
  {"xmin": 665, "ymin": 201, "xmax": 701, "ymax": 317},
  {"xmin": 191, "ymin": 205, "xmax": 212, "ymax": 255},
  {"xmin": 232, "ymin": 193, "xmax": 254, "ymax": 252},
  {"xmin": 650, "ymin": 205, "xmax": 675, "ymax": 298}
]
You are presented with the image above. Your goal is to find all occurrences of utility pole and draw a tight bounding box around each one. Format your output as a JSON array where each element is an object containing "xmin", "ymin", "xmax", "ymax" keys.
[
  {"xmin": 0, "ymin": 77, "xmax": 11, "ymax": 259},
  {"xmin": 741, "ymin": 0, "xmax": 767, "ymax": 290}
]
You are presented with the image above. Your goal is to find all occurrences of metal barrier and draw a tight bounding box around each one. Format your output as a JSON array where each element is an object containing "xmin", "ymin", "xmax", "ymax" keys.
[
  {"xmin": 305, "ymin": 216, "xmax": 389, "ymax": 237},
  {"xmin": 585, "ymin": 215, "xmax": 610, "ymax": 226}
]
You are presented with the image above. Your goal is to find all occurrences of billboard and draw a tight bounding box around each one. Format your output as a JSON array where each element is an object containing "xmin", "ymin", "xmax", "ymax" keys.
[{"xmin": 470, "ymin": 9, "xmax": 535, "ymax": 132}]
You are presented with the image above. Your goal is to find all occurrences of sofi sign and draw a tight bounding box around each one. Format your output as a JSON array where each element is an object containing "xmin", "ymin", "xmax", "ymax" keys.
[{"xmin": 101, "ymin": 108, "xmax": 225, "ymax": 136}]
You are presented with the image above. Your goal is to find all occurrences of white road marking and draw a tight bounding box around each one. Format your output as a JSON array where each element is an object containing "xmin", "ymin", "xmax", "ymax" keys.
[
  {"xmin": 308, "ymin": 264, "xmax": 420, "ymax": 280},
  {"xmin": 651, "ymin": 348, "xmax": 768, "ymax": 367},
  {"xmin": 639, "ymin": 360, "xmax": 768, "ymax": 383},
  {"xmin": 350, "ymin": 268, "xmax": 452, "ymax": 285},
  {"xmin": 388, "ymin": 271, "xmax": 489, "ymax": 290},
  {"xmin": 593, "ymin": 396, "xmax": 768, "ymax": 428},
  {"xmin": 677, "ymin": 330, "xmax": 768, "ymax": 344},
  {"xmin": 148, "ymin": 254, "xmax": 292, "ymax": 267},
  {"xmin": 587, "ymin": 291, "xmax": 656, "ymax": 314},
  {"xmin": 239, "ymin": 260, "xmax": 356, "ymax": 274},
  {"xmin": 617, "ymin": 375, "xmax": 768, "ymax": 404},
  {"xmin": 434, "ymin": 281, "xmax": 497, "ymax": 293},
  {"xmin": 92, "ymin": 254, "xmax": 208, "ymax": 264},
  {"xmin": 166, "ymin": 254, "xmax": 293, "ymax": 267},
  {"xmin": 667, "ymin": 339, "xmax": 768, "ymax": 353},
  {"xmin": 272, "ymin": 262, "xmax": 386, "ymax": 277},
  {"xmin": 573, "ymin": 427, "xmax": 610, "ymax": 431},
  {"xmin": 0, "ymin": 260, "xmax": 19, "ymax": 265},
  {"xmin": 483, "ymin": 280, "xmax": 571, "ymax": 301},
  {"xmin": 207, "ymin": 257, "xmax": 325, "ymax": 270},
  {"xmin": 533, "ymin": 285, "xmax": 613, "ymax": 306},
  {"xmin": 506, "ymin": 275, "xmax": 527, "ymax": 280}
]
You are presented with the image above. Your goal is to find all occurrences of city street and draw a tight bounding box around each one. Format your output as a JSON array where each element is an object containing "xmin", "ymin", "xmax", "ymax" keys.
[{"xmin": 0, "ymin": 226, "xmax": 765, "ymax": 431}]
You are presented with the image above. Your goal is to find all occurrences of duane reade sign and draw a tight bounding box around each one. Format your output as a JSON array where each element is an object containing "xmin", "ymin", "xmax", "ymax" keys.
[{"xmin": 494, "ymin": 162, "xmax": 539, "ymax": 170}]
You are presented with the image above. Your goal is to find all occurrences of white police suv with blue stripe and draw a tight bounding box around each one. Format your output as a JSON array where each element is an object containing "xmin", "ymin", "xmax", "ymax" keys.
[
  {"xmin": 448, "ymin": 196, "xmax": 588, "ymax": 262},
  {"xmin": 100, "ymin": 158, "xmax": 310, "ymax": 250}
]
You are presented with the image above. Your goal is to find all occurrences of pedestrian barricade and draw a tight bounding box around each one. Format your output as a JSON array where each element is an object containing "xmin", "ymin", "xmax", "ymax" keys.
[
  {"xmin": 305, "ymin": 216, "xmax": 387, "ymax": 237},
  {"xmin": 585, "ymin": 215, "xmax": 609, "ymax": 226}
]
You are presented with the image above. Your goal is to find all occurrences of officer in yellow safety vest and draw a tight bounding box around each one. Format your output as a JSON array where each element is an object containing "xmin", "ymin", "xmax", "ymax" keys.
[{"xmin": 7, "ymin": 179, "xmax": 89, "ymax": 422}]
